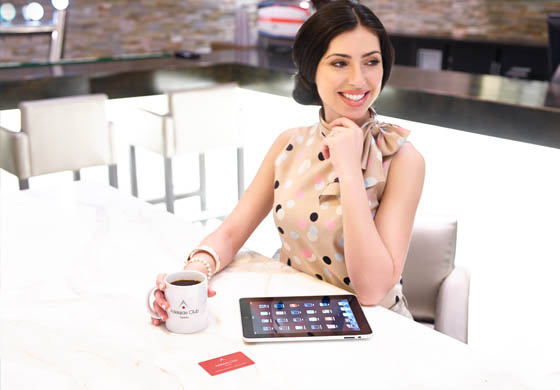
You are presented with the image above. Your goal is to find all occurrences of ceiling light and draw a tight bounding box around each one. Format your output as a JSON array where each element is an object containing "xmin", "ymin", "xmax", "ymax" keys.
[
  {"xmin": 22, "ymin": 2, "xmax": 44, "ymax": 21},
  {"xmin": 0, "ymin": 3, "xmax": 16, "ymax": 22},
  {"xmin": 51, "ymin": 0, "xmax": 68, "ymax": 11}
]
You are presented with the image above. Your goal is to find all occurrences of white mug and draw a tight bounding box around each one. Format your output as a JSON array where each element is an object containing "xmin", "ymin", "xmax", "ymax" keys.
[{"xmin": 146, "ymin": 270, "xmax": 208, "ymax": 334}]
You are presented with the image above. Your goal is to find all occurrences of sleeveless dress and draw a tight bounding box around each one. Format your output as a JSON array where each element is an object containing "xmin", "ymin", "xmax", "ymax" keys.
[{"xmin": 272, "ymin": 108, "xmax": 413, "ymax": 319}]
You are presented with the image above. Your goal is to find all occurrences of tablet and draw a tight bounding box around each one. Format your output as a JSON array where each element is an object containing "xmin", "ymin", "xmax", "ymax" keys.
[{"xmin": 239, "ymin": 294, "xmax": 372, "ymax": 342}]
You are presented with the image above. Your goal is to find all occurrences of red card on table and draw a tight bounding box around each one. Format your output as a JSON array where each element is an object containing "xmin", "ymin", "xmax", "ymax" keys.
[{"xmin": 198, "ymin": 351, "xmax": 255, "ymax": 376}]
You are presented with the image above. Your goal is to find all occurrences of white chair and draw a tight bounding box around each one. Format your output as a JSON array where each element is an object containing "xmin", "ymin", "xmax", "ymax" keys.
[
  {"xmin": 125, "ymin": 83, "xmax": 243, "ymax": 215},
  {"xmin": 0, "ymin": 94, "xmax": 118, "ymax": 189},
  {"xmin": 402, "ymin": 214, "xmax": 470, "ymax": 343},
  {"xmin": 271, "ymin": 214, "xmax": 470, "ymax": 343}
]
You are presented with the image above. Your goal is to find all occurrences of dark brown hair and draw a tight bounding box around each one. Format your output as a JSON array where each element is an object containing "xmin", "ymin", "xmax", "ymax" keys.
[{"xmin": 292, "ymin": 0, "xmax": 394, "ymax": 105}]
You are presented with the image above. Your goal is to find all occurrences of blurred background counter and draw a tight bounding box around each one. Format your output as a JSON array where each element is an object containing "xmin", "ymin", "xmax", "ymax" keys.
[{"xmin": 0, "ymin": 48, "xmax": 559, "ymax": 148}]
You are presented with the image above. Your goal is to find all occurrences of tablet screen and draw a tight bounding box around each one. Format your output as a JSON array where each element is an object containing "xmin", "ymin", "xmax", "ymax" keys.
[{"xmin": 239, "ymin": 295, "xmax": 372, "ymax": 340}]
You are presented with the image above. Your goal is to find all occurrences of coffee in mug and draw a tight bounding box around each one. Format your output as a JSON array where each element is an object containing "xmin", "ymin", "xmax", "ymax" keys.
[
  {"xmin": 170, "ymin": 279, "xmax": 200, "ymax": 286},
  {"xmin": 146, "ymin": 270, "xmax": 208, "ymax": 334}
]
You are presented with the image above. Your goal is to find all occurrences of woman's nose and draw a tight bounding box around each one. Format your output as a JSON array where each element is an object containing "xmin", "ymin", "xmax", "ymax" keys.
[{"xmin": 348, "ymin": 64, "xmax": 365, "ymax": 86}]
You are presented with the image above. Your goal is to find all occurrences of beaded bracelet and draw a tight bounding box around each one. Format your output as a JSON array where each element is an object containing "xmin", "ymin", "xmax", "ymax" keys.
[
  {"xmin": 185, "ymin": 257, "xmax": 212, "ymax": 281},
  {"xmin": 187, "ymin": 245, "xmax": 221, "ymax": 273}
]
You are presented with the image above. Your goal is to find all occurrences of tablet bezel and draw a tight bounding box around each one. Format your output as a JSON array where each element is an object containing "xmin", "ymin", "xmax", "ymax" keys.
[{"xmin": 239, "ymin": 294, "xmax": 372, "ymax": 342}]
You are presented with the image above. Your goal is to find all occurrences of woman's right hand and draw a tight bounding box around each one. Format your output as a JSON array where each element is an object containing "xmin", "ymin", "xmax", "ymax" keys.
[{"xmin": 151, "ymin": 272, "xmax": 217, "ymax": 326}]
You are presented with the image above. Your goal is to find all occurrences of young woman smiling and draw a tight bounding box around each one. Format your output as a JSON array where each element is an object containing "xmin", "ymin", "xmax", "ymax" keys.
[{"xmin": 151, "ymin": 0, "xmax": 425, "ymax": 325}]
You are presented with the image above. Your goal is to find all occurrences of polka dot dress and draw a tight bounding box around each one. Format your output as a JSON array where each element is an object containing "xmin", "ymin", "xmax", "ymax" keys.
[{"xmin": 273, "ymin": 108, "xmax": 413, "ymax": 318}]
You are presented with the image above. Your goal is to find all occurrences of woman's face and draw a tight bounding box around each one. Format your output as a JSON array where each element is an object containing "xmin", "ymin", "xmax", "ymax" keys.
[{"xmin": 315, "ymin": 25, "xmax": 383, "ymax": 125}]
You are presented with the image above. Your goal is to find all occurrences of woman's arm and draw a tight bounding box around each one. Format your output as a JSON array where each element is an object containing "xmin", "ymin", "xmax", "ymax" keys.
[
  {"xmin": 339, "ymin": 142, "xmax": 425, "ymax": 305},
  {"xmin": 184, "ymin": 128, "xmax": 295, "ymax": 276}
]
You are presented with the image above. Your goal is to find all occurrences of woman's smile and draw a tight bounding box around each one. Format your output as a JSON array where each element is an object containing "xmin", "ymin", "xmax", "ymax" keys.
[{"xmin": 338, "ymin": 90, "xmax": 370, "ymax": 107}]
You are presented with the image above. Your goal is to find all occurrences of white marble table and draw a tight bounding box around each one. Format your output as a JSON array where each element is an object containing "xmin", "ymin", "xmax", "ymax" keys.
[{"xmin": 0, "ymin": 182, "xmax": 529, "ymax": 389}]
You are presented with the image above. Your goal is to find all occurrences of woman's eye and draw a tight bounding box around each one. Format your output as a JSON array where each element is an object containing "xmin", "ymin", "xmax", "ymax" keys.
[
  {"xmin": 367, "ymin": 59, "xmax": 381, "ymax": 66},
  {"xmin": 331, "ymin": 61, "xmax": 347, "ymax": 68}
]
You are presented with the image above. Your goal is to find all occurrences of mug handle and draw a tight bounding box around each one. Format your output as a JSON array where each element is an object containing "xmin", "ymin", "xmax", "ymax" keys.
[{"xmin": 146, "ymin": 286, "xmax": 163, "ymax": 320}]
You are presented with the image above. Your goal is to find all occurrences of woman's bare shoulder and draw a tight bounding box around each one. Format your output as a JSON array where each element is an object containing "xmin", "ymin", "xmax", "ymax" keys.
[{"xmin": 393, "ymin": 141, "xmax": 425, "ymax": 171}]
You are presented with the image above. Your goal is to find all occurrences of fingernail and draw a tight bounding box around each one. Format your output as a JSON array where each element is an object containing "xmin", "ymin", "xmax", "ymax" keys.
[
  {"xmin": 163, "ymin": 304, "xmax": 168, "ymax": 310},
  {"xmin": 159, "ymin": 283, "xmax": 165, "ymax": 289}
]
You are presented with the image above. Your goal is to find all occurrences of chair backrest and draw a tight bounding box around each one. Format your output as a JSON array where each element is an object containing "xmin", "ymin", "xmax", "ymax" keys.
[
  {"xmin": 169, "ymin": 83, "xmax": 242, "ymax": 155},
  {"xmin": 402, "ymin": 214, "xmax": 458, "ymax": 323},
  {"xmin": 19, "ymin": 94, "xmax": 116, "ymax": 177}
]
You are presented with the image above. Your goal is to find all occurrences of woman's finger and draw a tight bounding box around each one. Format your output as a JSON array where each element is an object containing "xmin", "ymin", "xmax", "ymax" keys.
[
  {"xmin": 329, "ymin": 117, "xmax": 358, "ymax": 129},
  {"xmin": 208, "ymin": 286, "xmax": 217, "ymax": 298},
  {"xmin": 156, "ymin": 273, "xmax": 167, "ymax": 290},
  {"xmin": 151, "ymin": 317, "xmax": 161, "ymax": 326},
  {"xmin": 322, "ymin": 142, "xmax": 330, "ymax": 159},
  {"xmin": 153, "ymin": 301, "xmax": 168, "ymax": 321},
  {"xmin": 154, "ymin": 289, "xmax": 169, "ymax": 311}
]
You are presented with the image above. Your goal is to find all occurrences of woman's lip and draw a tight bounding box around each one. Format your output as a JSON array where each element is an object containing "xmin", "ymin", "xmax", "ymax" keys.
[
  {"xmin": 339, "ymin": 90, "xmax": 369, "ymax": 94},
  {"xmin": 338, "ymin": 91, "xmax": 369, "ymax": 107}
]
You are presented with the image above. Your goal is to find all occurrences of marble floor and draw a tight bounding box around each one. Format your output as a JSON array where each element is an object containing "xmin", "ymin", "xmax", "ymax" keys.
[{"xmin": 1, "ymin": 89, "xmax": 560, "ymax": 386}]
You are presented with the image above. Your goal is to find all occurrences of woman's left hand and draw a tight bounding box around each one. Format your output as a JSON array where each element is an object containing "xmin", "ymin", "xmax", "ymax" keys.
[{"xmin": 322, "ymin": 117, "xmax": 363, "ymax": 177}]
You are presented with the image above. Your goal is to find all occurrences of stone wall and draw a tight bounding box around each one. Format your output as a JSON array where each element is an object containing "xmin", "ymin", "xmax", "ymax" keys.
[
  {"xmin": 1, "ymin": 0, "xmax": 558, "ymax": 63},
  {"xmin": 366, "ymin": 0, "xmax": 560, "ymax": 45}
]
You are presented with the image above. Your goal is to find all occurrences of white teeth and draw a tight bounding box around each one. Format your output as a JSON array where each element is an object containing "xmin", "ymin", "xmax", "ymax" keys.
[{"xmin": 341, "ymin": 92, "xmax": 366, "ymax": 101}]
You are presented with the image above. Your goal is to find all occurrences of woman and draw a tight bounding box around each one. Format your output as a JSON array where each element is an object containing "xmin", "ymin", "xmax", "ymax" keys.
[{"xmin": 151, "ymin": 0, "xmax": 425, "ymax": 325}]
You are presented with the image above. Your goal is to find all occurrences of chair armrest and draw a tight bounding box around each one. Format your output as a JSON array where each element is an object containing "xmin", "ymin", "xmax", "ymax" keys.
[
  {"xmin": 0, "ymin": 127, "xmax": 31, "ymax": 179},
  {"xmin": 124, "ymin": 109, "xmax": 175, "ymax": 158},
  {"xmin": 434, "ymin": 265, "xmax": 470, "ymax": 344}
]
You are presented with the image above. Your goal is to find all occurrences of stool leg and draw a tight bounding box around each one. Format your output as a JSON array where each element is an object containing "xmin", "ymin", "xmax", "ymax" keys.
[
  {"xmin": 198, "ymin": 153, "xmax": 206, "ymax": 211},
  {"xmin": 73, "ymin": 170, "xmax": 81, "ymax": 181},
  {"xmin": 237, "ymin": 147, "xmax": 244, "ymax": 200},
  {"xmin": 164, "ymin": 156, "xmax": 175, "ymax": 213},
  {"xmin": 19, "ymin": 178, "xmax": 29, "ymax": 190},
  {"xmin": 130, "ymin": 145, "xmax": 139, "ymax": 197},
  {"xmin": 108, "ymin": 164, "xmax": 119, "ymax": 188}
]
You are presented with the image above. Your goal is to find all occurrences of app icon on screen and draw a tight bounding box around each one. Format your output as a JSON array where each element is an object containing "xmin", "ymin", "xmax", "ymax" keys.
[
  {"xmin": 304, "ymin": 303, "xmax": 314, "ymax": 307},
  {"xmin": 294, "ymin": 325, "xmax": 306, "ymax": 330},
  {"xmin": 306, "ymin": 310, "xmax": 316, "ymax": 314},
  {"xmin": 259, "ymin": 304, "xmax": 270, "ymax": 309},
  {"xmin": 276, "ymin": 318, "xmax": 288, "ymax": 323},
  {"xmin": 290, "ymin": 309, "xmax": 301, "ymax": 315},
  {"xmin": 261, "ymin": 318, "xmax": 271, "ymax": 323},
  {"xmin": 340, "ymin": 306, "xmax": 351, "ymax": 311},
  {"xmin": 276, "ymin": 311, "xmax": 286, "ymax": 315},
  {"xmin": 326, "ymin": 324, "xmax": 338, "ymax": 329},
  {"xmin": 321, "ymin": 309, "xmax": 333, "ymax": 314},
  {"xmin": 289, "ymin": 303, "xmax": 300, "ymax": 308},
  {"xmin": 308, "ymin": 317, "xmax": 319, "ymax": 322},
  {"xmin": 274, "ymin": 303, "xmax": 284, "ymax": 309},
  {"xmin": 338, "ymin": 301, "xmax": 349, "ymax": 306},
  {"xmin": 324, "ymin": 316, "xmax": 335, "ymax": 321},
  {"xmin": 319, "ymin": 302, "xmax": 330, "ymax": 307},
  {"xmin": 260, "ymin": 311, "xmax": 270, "ymax": 315},
  {"xmin": 279, "ymin": 326, "xmax": 290, "ymax": 331},
  {"xmin": 342, "ymin": 312, "xmax": 352, "ymax": 317},
  {"xmin": 293, "ymin": 318, "xmax": 304, "ymax": 322},
  {"xmin": 310, "ymin": 325, "xmax": 322, "ymax": 330},
  {"xmin": 345, "ymin": 324, "xmax": 359, "ymax": 329},
  {"xmin": 262, "ymin": 326, "xmax": 273, "ymax": 331}
]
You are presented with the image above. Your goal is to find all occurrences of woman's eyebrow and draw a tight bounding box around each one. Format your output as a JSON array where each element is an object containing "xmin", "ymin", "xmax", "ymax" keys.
[{"xmin": 325, "ymin": 50, "xmax": 381, "ymax": 59}]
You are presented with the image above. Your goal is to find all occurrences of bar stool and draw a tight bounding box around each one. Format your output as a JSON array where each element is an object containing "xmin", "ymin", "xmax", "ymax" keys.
[
  {"xmin": 0, "ymin": 94, "xmax": 118, "ymax": 189},
  {"xmin": 125, "ymin": 83, "xmax": 244, "ymax": 215}
]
